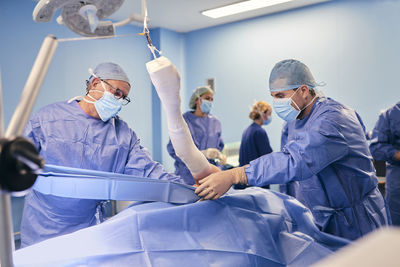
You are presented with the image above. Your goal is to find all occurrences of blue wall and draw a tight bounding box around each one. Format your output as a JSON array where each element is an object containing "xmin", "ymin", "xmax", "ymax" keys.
[{"xmin": 184, "ymin": 0, "xmax": 400, "ymax": 151}]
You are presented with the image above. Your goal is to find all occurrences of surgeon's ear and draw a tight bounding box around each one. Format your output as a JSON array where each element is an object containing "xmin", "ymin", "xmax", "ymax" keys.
[{"xmin": 299, "ymin": 85, "xmax": 309, "ymax": 96}]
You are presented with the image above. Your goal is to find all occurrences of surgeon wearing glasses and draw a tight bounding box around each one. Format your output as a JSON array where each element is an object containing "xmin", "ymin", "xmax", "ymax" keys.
[{"xmin": 20, "ymin": 62, "xmax": 183, "ymax": 247}]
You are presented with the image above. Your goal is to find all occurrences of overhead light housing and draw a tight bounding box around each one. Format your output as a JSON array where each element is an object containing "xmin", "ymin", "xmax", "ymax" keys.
[{"xmin": 202, "ymin": 0, "xmax": 295, "ymax": 19}]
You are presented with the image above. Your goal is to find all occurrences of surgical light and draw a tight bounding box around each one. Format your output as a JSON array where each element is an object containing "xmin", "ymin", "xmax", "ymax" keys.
[
  {"xmin": 33, "ymin": 0, "xmax": 145, "ymax": 37},
  {"xmin": 201, "ymin": 0, "xmax": 295, "ymax": 19}
]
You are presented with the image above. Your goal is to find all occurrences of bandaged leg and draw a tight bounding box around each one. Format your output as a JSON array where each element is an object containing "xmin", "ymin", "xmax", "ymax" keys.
[{"xmin": 146, "ymin": 57, "xmax": 218, "ymax": 182}]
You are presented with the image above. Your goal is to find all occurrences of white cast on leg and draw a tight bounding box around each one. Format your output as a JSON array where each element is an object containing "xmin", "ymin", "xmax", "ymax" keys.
[{"xmin": 146, "ymin": 56, "xmax": 212, "ymax": 181}]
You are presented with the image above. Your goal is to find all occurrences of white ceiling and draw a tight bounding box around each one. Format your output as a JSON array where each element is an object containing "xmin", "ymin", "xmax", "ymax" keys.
[{"xmin": 111, "ymin": 0, "xmax": 331, "ymax": 33}]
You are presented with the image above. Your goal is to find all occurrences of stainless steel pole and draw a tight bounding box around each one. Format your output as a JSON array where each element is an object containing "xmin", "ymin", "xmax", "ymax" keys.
[
  {"xmin": 0, "ymin": 69, "xmax": 14, "ymax": 267},
  {"xmin": 0, "ymin": 35, "xmax": 58, "ymax": 267}
]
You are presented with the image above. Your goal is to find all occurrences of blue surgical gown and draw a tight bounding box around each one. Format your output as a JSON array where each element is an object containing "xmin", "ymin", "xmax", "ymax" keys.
[
  {"xmin": 244, "ymin": 97, "xmax": 390, "ymax": 240},
  {"xmin": 370, "ymin": 101, "xmax": 400, "ymax": 225},
  {"xmin": 239, "ymin": 122, "xmax": 273, "ymax": 166},
  {"xmin": 167, "ymin": 111, "xmax": 224, "ymax": 184},
  {"xmin": 21, "ymin": 100, "xmax": 182, "ymax": 247}
]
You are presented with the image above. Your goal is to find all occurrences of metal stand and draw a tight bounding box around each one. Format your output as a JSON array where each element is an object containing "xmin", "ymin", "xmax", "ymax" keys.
[
  {"xmin": 0, "ymin": 63, "xmax": 14, "ymax": 267},
  {"xmin": 0, "ymin": 35, "xmax": 58, "ymax": 267}
]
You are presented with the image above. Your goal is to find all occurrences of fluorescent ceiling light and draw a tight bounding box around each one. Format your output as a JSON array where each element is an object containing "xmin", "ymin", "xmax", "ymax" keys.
[{"xmin": 202, "ymin": 0, "xmax": 295, "ymax": 19}]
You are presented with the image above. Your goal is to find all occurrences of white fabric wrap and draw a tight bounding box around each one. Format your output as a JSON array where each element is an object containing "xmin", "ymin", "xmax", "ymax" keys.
[{"xmin": 146, "ymin": 56, "xmax": 210, "ymax": 177}]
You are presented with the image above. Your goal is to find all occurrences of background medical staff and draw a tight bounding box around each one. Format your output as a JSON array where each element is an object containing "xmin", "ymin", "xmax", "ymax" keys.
[
  {"xmin": 239, "ymin": 100, "xmax": 273, "ymax": 167},
  {"xmin": 238, "ymin": 100, "xmax": 273, "ymax": 189},
  {"xmin": 195, "ymin": 59, "xmax": 390, "ymax": 240},
  {"xmin": 167, "ymin": 86, "xmax": 224, "ymax": 185},
  {"xmin": 21, "ymin": 63, "xmax": 183, "ymax": 247},
  {"xmin": 370, "ymin": 101, "xmax": 400, "ymax": 225}
]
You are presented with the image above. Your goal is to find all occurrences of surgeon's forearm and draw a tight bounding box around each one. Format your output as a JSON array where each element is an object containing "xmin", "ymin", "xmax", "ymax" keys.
[{"xmin": 244, "ymin": 151, "xmax": 313, "ymax": 187}]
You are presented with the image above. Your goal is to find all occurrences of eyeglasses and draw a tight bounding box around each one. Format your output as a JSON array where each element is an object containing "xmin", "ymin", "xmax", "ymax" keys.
[{"xmin": 101, "ymin": 79, "xmax": 131, "ymax": 105}]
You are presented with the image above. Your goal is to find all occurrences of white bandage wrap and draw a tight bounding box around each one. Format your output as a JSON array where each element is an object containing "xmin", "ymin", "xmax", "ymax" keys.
[{"xmin": 146, "ymin": 56, "xmax": 210, "ymax": 178}]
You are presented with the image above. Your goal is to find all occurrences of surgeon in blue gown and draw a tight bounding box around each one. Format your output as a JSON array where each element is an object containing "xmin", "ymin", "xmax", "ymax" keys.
[
  {"xmin": 370, "ymin": 101, "xmax": 400, "ymax": 225},
  {"xmin": 20, "ymin": 62, "xmax": 183, "ymax": 247},
  {"xmin": 167, "ymin": 86, "xmax": 224, "ymax": 185},
  {"xmin": 195, "ymin": 59, "xmax": 390, "ymax": 240}
]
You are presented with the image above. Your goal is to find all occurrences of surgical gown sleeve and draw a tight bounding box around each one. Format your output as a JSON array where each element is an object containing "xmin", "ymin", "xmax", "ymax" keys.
[
  {"xmin": 167, "ymin": 139, "xmax": 181, "ymax": 162},
  {"xmin": 245, "ymin": 110, "xmax": 349, "ymax": 187},
  {"xmin": 124, "ymin": 130, "xmax": 183, "ymax": 183},
  {"xmin": 369, "ymin": 112, "xmax": 398, "ymax": 164},
  {"xmin": 280, "ymin": 122, "xmax": 289, "ymax": 150},
  {"xmin": 23, "ymin": 116, "xmax": 41, "ymax": 151}
]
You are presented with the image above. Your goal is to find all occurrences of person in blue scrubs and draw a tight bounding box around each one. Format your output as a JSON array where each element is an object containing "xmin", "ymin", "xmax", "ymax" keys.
[
  {"xmin": 239, "ymin": 100, "xmax": 273, "ymax": 167},
  {"xmin": 167, "ymin": 86, "xmax": 224, "ymax": 185},
  {"xmin": 195, "ymin": 59, "xmax": 390, "ymax": 240},
  {"xmin": 370, "ymin": 102, "xmax": 400, "ymax": 225},
  {"xmin": 20, "ymin": 62, "xmax": 183, "ymax": 247},
  {"xmin": 238, "ymin": 101, "xmax": 273, "ymax": 189}
]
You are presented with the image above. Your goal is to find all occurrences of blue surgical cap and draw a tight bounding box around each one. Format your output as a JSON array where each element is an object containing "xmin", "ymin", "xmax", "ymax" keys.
[
  {"xmin": 189, "ymin": 86, "xmax": 213, "ymax": 110},
  {"xmin": 269, "ymin": 59, "xmax": 316, "ymax": 92},
  {"xmin": 89, "ymin": 62, "xmax": 130, "ymax": 85}
]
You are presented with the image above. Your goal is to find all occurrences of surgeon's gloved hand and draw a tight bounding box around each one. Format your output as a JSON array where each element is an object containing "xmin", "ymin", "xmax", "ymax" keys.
[
  {"xmin": 201, "ymin": 148, "xmax": 220, "ymax": 160},
  {"xmin": 195, "ymin": 166, "xmax": 248, "ymax": 200},
  {"xmin": 201, "ymin": 148, "xmax": 227, "ymax": 166},
  {"xmin": 218, "ymin": 154, "xmax": 227, "ymax": 166}
]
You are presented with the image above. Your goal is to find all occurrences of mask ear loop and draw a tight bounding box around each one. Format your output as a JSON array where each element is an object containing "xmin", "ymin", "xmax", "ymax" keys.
[
  {"xmin": 83, "ymin": 68, "xmax": 107, "ymax": 104},
  {"xmin": 289, "ymin": 89, "xmax": 302, "ymax": 111},
  {"xmin": 300, "ymin": 85, "xmax": 320, "ymax": 111},
  {"xmin": 88, "ymin": 68, "xmax": 107, "ymax": 90},
  {"xmin": 302, "ymin": 95, "xmax": 318, "ymax": 111},
  {"xmin": 197, "ymin": 93, "xmax": 206, "ymax": 109}
]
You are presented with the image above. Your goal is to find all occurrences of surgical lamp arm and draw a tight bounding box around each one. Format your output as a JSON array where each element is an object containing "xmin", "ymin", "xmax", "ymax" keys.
[{"xmin": 113, "ymin": 13, "xmax": 147, "ymax": 28}]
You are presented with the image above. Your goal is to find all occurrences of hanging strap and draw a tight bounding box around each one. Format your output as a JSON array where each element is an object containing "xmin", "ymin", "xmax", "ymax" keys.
[
  {"xmin": 33, "ymin": 164, "xmax": 199, "ymax": 204},
  {"xmin": 138, "ymin": 0, "xmax": 162, "ymax": 59}
]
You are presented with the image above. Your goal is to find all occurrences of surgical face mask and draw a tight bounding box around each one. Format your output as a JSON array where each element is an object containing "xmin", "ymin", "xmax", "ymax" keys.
[
  {"xmin": 273, "ymin": 89, "xmax": 317, "ymax": 122},
  {"xmin": 263, "ymin": 116, "xmax": 272, "ymax": 125},
  {"xmin": 200, "ymin": 99, "xmax": 213, "ymax": 114},
  {"xmin": 94, "ymin": 91, "xmax": 123, "ymax": 121},
  {"xmin": 84, "ymin": 81, "xmax": 123, "ymax": 121},
  {"xmin": 273, "ymin": 98, "xmax": 300, "ymax": 122}
]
